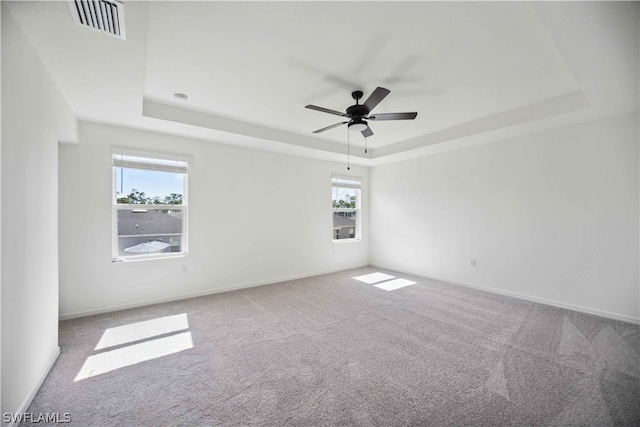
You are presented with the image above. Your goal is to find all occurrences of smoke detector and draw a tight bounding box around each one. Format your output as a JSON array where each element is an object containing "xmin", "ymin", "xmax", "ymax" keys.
[{"xmin": 69, "ymin": 0, "xmax": 126, "ymax": 40}]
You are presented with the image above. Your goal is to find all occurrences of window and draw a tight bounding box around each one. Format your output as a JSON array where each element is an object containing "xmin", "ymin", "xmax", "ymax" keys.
[
  {"xmin": 332, "ymin": 175, "xmax": 361, "ymax": 241},
  {"xmin": 112, "ymin": 150, "xmax": 190, "ymax": 261}
]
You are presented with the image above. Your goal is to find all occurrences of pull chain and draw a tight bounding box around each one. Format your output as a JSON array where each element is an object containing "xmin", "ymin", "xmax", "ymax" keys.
[
  {"xmin": 365, "ymin": 136, "xmax": 368, "ymax": 154},
  {"xmin": 347, "ymin": 128, "xmax": 351, "ymax": 170}
]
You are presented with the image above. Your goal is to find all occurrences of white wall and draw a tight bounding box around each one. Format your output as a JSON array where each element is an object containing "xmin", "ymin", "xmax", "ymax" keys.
[
  {"xmin": 58, "ymin": 122, "xmax": 368, "ymax": 318},
  {"xmin": 370, "ymin": 113, "xmax": 639, "ymax": 323},
  {"xmin": 1, "ymin": 4, "xmax": 77, "ymax": 423}
]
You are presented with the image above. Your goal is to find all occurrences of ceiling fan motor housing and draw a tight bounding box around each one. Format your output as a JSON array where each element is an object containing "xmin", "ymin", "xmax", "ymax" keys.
[{"xmin": 346, "ymin": 104, "xmax": 369, "ymax": 118}]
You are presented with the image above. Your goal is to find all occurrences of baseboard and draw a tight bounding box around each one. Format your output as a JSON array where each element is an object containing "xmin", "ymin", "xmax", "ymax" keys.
[
  {"xmin": 370, "ymin": 263, "xmax": 640, "ymax": 325},
  {"xmin": 59, "ymin": 264, "xmax": 369, "ymax": 320},
  {"xmin": 6, "ymin": 346, "xmax": 61, "ymax": 427}
]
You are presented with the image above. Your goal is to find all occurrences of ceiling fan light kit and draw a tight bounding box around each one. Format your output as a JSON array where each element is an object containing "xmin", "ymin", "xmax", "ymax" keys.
[{"xmin": 348, "ymin": 120, "xmax": 368, "ymax": 132}]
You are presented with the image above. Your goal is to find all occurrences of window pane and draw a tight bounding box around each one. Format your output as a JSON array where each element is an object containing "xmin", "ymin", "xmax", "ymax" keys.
[
  {"xmin": 117, "ymin": 209, "xmax": 183, "ymax": 257},
  {"xmin": 332, "ymin": 177, "xmax": 361, "ymax": 189},
  {"xmin": 115, "ymin": 168, "xmax": 184, "ymax": 205},
  {"xmin": 333, "ymin": 211, "xmax": 357, "ymax": 240},
  {"xmin": 332, "ymin": 187, "xmax": 357, "ymax": 208},
  {"xmin": 112, "ymin": 152, "xmax": 189, "ymax": 173}
]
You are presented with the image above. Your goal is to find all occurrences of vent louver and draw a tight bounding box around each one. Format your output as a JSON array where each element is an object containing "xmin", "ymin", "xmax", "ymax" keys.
[{"xmin": 69, "ymin": 0, "xmax": 126, "ymax": 40}]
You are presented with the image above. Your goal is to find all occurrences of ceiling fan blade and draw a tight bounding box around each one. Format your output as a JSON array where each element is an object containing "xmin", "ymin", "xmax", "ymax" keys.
[
  {"xmin": 313, "ymin": 121, "xmax": 348, "ymax": 133},
  {"xmin": 305, "ymin": 105, "xmax": 348, "ymax": 117},
  {"xmin": 363, "ymin": 87, "xmax": 390, "ymax": 112},
  {"xmin": 368, "ymin": 112, "xmax": 417, "ymax": 121},
  {"xmin": 361, "ymin": 126, "xmax": 374, "ymax": 138}
]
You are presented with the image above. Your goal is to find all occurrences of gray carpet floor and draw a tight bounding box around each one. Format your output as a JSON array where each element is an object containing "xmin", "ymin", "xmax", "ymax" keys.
[{"xmin": 25, "ymin": 267, "xmax": 640, "ymax": 426}]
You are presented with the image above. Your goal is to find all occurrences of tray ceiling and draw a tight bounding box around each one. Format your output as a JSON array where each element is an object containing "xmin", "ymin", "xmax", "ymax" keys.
[{"xmin": 6, "ymin": 1, "xmax": 638, "ymax": 165}]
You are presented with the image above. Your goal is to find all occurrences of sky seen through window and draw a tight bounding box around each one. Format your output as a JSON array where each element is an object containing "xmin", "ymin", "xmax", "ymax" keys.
[{"xmin": 116, "ymin": 168, "xmax": 183, "ymax": 199}]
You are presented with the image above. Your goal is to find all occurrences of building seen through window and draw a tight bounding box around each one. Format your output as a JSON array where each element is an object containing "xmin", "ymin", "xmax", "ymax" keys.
[{"xmin": 332, "ymin": 176, "xmax": 360, "ymax": 241}]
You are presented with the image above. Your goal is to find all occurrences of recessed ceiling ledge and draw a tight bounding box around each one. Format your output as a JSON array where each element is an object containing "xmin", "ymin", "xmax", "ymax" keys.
[
  {"xmin": 370, "ymin": 90, "xmax": 589, "ymax": 159},
  {"xmin": 142, "ymin": 99, "xmax": 368, "ymax": 160}
]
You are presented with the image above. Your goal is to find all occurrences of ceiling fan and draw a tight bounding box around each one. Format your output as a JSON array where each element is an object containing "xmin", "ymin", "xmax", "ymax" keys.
[{"xmin": 305, "ymin": 87, "xmax": 417, "ymax": 137}]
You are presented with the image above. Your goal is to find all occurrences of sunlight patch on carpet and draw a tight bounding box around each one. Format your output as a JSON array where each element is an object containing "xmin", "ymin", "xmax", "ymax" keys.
[
  {"xmin": 95, "ymin": 313, "xmax": 189, "ymax": 350},
  {"xmin": 353, "ymin": 272, "xmax": 396, "ymax": 284},
  {"xmin": 75, "ymin": 331, "xmax": 193, "ymax": 381},
  {"xmin": 76, "ymin": 313, "xmax": 193, "ymax": 382},
  {"xmin": 374, "ymin": 278, "xmax": 416, "ymax": 291},
  {"xmin": 354, "ymin": 272, "xmax": 416, "ymax": 291}
]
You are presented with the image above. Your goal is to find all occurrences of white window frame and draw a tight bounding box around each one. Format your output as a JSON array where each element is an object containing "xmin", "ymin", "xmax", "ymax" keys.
[
  {"xmin": 332, "ymin": 175, "xmax": 361, "ymax": 242},
  {"xmin": 112, "ymin": 149, "xmax": 191, "ymax": 262}
]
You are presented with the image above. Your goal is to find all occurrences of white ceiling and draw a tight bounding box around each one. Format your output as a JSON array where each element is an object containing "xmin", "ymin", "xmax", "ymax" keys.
[{"xmin": 6, "ymin": 1, "xmax": 639, "ymax": 165}]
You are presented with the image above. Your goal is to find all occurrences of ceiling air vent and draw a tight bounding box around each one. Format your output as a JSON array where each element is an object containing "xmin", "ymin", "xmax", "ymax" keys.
[{"xmin": 69, "ymin": 0, "xmax": 126, "ymax": 40}]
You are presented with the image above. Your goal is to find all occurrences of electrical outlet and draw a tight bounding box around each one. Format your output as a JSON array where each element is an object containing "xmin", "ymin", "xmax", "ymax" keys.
[
  {"xmin": 470, "ymin": 259, "xmax": 476, "ymax": 267},
  {"xmin": 182, "ymin": 265, "xmax": 188, "ymax": 273}
]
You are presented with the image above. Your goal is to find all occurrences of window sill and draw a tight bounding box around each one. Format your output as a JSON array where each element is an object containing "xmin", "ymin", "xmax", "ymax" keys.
[
  {"xmin": 332, "ymin": 239, "xmax": 361, "ymax": 244},
  {"xmin": 112, "ymin": 253, "xmax": 188, "ymax": 263}
]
